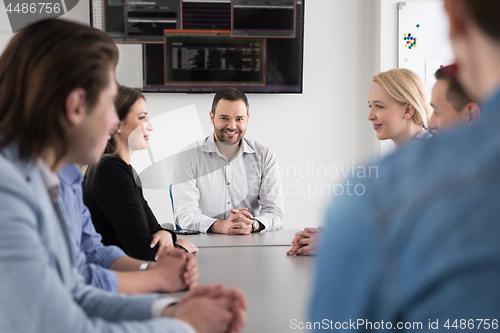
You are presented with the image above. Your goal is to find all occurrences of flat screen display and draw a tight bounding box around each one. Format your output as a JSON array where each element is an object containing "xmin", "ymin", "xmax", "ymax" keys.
[{"xmin": 90, "ymin": 0, "xmax": 304, "ymax": 93}]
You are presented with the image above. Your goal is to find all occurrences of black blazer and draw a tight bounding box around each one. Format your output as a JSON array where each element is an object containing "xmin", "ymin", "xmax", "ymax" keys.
[{"xmin": 83, "ymin": 155, "xmax": 176, "ymax": 261}]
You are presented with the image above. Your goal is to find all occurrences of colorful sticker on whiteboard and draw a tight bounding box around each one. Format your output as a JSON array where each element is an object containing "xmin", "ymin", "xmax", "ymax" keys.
[{"xmin": 403, "ymin": 32, "xmax": 418, "ymax": 49}]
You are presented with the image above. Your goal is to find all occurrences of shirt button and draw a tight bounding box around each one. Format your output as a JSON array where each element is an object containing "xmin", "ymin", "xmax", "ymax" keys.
[
  {"xmin": 227, "ymin": 202, "xmax": 230, "ymax": 204},
  {"xmin": 227, "ymin": 182, "xmax": 230, "ymax": 185}
]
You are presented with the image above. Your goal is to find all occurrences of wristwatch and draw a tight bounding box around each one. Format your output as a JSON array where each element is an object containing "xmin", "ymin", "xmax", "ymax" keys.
[
  {"xmin": 252, "ymin": 219, "xmax": 260, "ymax": 232},
  {"xmin": 139, "ymin": 261, "xmax": 151, "ymax": 271}
]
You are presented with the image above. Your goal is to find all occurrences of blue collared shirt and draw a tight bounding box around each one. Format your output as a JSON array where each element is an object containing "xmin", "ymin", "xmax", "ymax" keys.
[
  {"xmin": 311, "ymin": 86, "xmax": 500, "ymax": 330},
  {"xmin": 58, "ymin": 163, "xmax": 126, "ymax": 292},
  {"xmin": 411, "ymin": 128, "xmax": 433, "ymax": 144}
]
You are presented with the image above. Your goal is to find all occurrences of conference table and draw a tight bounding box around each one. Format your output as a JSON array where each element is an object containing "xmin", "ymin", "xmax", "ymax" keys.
[
  {"xmin": 172, "ymin": 229, "xmax": 316, "ymax": 333},
  {"xmin": 182, "ymin": 228, "xmax": 303, "ymax": 248}
]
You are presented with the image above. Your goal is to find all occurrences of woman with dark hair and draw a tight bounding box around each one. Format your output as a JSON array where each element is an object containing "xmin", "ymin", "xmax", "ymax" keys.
[{"xmin": 84, "ymin": 85, "xmax": 197, "ymax": 261}]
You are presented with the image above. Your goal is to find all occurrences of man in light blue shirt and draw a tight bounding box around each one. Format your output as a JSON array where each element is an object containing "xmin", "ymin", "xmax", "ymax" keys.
[
  {"xmin": 311, "ymin": 0, "xmax": 500, "ymax": 331},
  {"xmin": 58, "ymin": 163, "xmax": 199, "ymax": 293},
  {"xmin": 59, "ymin": 163, "xmax": 126, "ymax": 290}
]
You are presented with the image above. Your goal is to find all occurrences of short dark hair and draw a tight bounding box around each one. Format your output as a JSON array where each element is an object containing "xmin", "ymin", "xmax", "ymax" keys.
[
  {"xmin": 0, "ymin": 19, "xmax": 118, "ymax": 165},
  {"xmin": 211, "ymin": 87, "xmax": 249, "ymax": 115},
  {"xmin": 435, "ymin": 65, "xmax": 473, "ymax": 112},
  {"xmin": 463, "ymin": 0, "xmax": 500, "ymax": 41},
  {"xmin": 105, "ymin": 85, "xmax": 145, "ymax": 154}
]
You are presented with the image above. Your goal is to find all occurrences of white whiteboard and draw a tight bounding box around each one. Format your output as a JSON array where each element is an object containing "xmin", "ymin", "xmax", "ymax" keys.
[{"xmin": 398, "ymin": 2, "xmax": 454, "ymax": 92}]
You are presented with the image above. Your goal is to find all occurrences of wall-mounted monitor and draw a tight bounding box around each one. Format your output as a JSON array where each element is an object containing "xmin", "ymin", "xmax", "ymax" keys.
[{"xmin": 90, "ymin": 0, "xmax": 304, "ymax": 93}]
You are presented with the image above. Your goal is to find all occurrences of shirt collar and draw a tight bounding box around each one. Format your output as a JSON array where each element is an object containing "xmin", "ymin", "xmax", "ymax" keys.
[
  {"xmin": 37, "ymin": 159, "xmax": 60, "ymax": 203},
  {"xmin": 240, "ymin": 137, "xmax": 255, "ymax": 154},
  {"xmin": 201, "ymin": 134, "xmax": 219, "ymax": 153},
  {"xmin": 58, "ymin": 163, "xmax": 83, "ymax": 188},
  {"xmin": 201, "ymin": 133, "xmax": 256, "ymax": 154}
]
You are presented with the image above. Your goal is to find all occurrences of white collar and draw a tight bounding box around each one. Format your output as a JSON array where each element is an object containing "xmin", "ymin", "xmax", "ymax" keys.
[{"xmin": 37, "ymin": 159, "xmax": 60, "ymax": 203}]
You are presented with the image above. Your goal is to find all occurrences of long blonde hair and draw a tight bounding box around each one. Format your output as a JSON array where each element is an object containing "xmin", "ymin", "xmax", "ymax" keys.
[{"xmin": 372, "ymin": 68, "xmax": 431, "ymax": 128}]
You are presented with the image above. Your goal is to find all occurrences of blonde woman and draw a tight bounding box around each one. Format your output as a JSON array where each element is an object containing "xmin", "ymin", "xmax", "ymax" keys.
[
  {"xmin": 288, "ymin": 69, "xmax": 433, "ymax": 257},
  {"xmin": 368, "ymin": 68, "xmax": 433, "ymax": 147}
]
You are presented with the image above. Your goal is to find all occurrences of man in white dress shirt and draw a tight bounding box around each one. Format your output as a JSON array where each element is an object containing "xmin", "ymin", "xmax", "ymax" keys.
[{"xmin": 172, "ymin": 88, "xmax": 284, "ymax": 234}]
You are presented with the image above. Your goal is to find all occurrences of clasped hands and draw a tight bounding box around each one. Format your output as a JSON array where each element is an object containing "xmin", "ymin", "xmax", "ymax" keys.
[
  {"xmin": 163, "ymin": 284, "xmax": 247, "ymax": 333},
  {"xmin": 149, "ymin": 230, "xmax": 200, "ymax": 292},
  {"xmin": 287, "ymin": 226, "xmax": 324, "ymax": 256},
  {"xmin": 149, "ymin": 247, "xmax": 200, "ymax": 292},
  {"xmin": 208, "ymin": 208, "xmax": 256, "ymax": 235}
]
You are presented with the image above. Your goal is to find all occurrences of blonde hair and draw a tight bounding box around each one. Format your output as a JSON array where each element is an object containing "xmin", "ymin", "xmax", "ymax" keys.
[{"xmin": 372, "ymin": 68, "xmax": 431, "ymax": 128}]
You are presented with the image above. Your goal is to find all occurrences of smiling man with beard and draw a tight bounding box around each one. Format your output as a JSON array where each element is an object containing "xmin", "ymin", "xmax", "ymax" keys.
[{"xmin": 172, "ymin": 87, "xmax": 284, "ymax": 234}]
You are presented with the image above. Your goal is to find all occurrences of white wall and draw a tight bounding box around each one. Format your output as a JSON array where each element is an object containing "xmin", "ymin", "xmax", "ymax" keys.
[{"xmin": 378, "ymin": 0, "xmax": 443, "ymax": 157}]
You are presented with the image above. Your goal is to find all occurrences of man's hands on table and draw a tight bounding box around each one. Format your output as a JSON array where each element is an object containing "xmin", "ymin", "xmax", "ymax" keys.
[
  {"xmin": 287, "ymin": 227, "xmax": 324, "ymax": 256},
  {"xmin": 163, "ymin": 284, "xmax": 247, "ymax": 333},
  {"xmin": 208, "ymin": 208, "xmax": 263, "ymax": 235}
]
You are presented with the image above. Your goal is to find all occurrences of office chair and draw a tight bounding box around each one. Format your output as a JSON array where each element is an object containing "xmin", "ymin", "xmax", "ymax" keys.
[{"xmin": 169, "ymin": 184, "xmax": 181, "ymax": 230}]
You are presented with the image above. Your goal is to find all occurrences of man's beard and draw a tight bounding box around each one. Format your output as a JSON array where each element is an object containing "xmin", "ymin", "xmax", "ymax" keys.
[{"xmin": 215, "ymin": 128, "xmax": 243, "ymax": 144}]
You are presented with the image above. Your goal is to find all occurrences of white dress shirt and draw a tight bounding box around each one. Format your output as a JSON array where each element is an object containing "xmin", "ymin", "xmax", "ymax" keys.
[{"xmin": 172, "ymin": 134, "xmax": 285, "ymax": 233}]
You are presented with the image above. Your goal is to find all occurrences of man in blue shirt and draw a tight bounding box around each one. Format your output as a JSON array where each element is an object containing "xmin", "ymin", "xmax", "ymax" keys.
[
  {"xmin": 58, "ymin": 163, "xmax": 200, "ymax": 293},
  {"xmin": 311, "ymin": 0, "xmax": 500, "ymax": 331}
]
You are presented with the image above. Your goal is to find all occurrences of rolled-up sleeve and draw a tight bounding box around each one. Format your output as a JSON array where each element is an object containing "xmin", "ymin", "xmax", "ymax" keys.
[
  {"xmin": 172, "ymin": 137, "xmax": 285, "ymax": 233},
  {"xmin": 253, "ymin": 149, "xmax": 285, "ymax": 231},
  {"xmin": 172, "ymin": 150, "xmax": 218, "ymax": 232}
]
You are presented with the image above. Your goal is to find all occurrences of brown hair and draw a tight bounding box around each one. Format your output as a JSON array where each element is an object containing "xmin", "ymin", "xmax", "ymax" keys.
[
  {"xmin": 435, "ymin": 65, "xmax": 473, "ymax": 112},
  {"xmin": 463, "ymin": 0, "xmax": 500, "ymax": 41},
  {"xmin": 211, "ymin": 87, "xmax": 249, "ymax": 115},
  {"xmin": 0, "ymin": 19, "xmax": 118, "ymax": 166},
  {"xmin": 104, "ymin": 85, "xmax": 145, "ymax": 155}
]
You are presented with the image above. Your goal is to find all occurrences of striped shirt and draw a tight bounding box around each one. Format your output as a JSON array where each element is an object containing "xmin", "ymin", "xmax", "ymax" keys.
[{"xmin": 411, "ymin": 129, "xmax": 433, "ymax": 144}]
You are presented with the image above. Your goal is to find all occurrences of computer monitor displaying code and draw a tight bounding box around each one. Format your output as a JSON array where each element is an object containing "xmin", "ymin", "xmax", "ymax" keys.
[
  {"xmin": 164, "ymin": 31, "xmax": 265, "ymax": 86},
  {"xmin": 232, "ymin": 0, "xmax": 296, "ymax": 38},
  {"xmin": 91, "ymin": 0, "xmax": 304, "ymax": 93}
]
